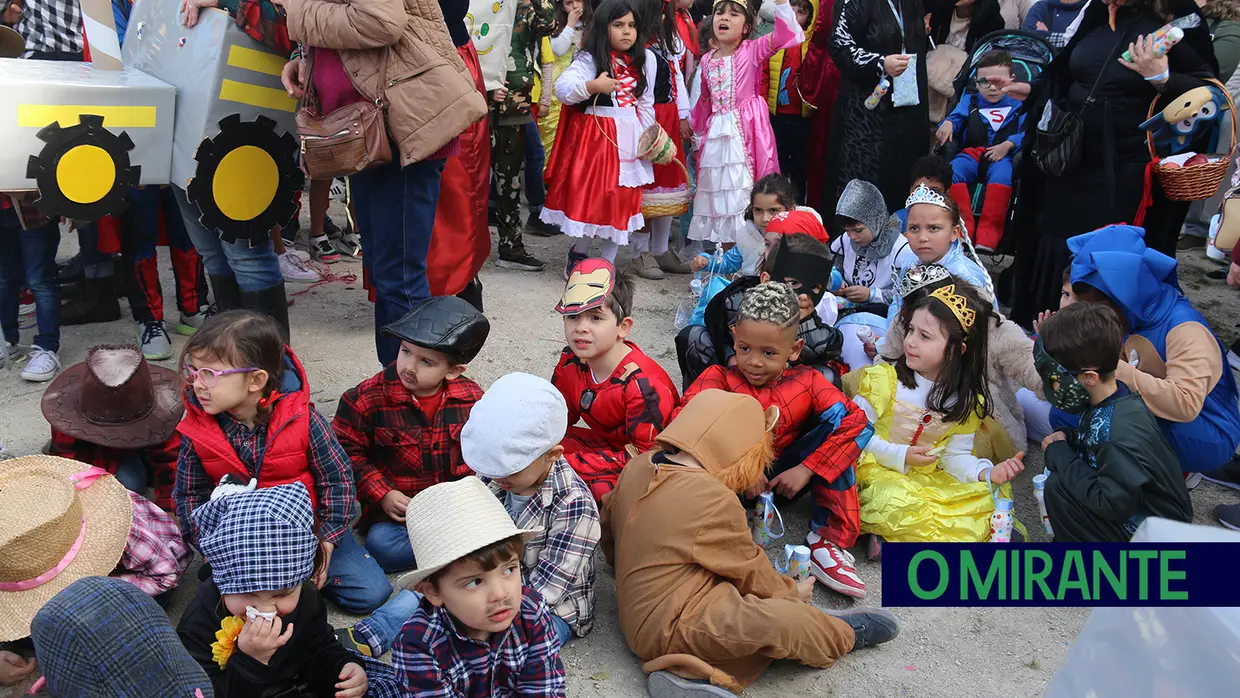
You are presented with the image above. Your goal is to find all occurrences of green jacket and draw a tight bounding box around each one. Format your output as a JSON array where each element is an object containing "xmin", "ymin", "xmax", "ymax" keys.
[
  {"xmin": 1210, "ymin": 19, "xmax": 1240, "ymax": 84},
  {"xmin": 494, "ymin": 0, "xmax": 557, "ymax": 121}
]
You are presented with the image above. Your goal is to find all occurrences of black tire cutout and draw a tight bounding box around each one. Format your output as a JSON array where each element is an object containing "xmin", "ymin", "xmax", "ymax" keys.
[
  {"xmin": 26, "ymin": 114, "xmax": 140, "ymax": 220},
  {"xmin": 187, "ymin": 114, "xmax": 303, "ymax": 246}
]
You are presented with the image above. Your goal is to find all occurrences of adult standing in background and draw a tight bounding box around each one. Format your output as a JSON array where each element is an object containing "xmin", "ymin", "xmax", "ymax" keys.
[
  {"xmin": 278, "ymin": 0, "xmax": 488, "ymax": 366},
  {"xmin": 928, "ymin": 0, "xmax": 1004, "ymax": 54}
]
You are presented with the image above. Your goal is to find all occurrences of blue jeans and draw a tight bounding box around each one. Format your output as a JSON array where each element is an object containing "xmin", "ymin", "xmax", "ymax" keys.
[
  {"xmin": 550, "ymin": 614, "xmax": 573, "ymax": 648},
  {"xmin": 112, "ymin": 453, "xmax": 149, "ymax": 494},
  {"xmin": 350, "ymin": 158, "xmax": 444, "ymax": 366},
  {"xmin": 172, "ymin": 186, "xmax": 281, "ymax": 292},
  {"xmin": 364, "ymin": 521, "xmax": 417, "ymax": 573},
  {"xmin": 354, "ymin": 589, "xmax": 424, "ymax": 656},
  {"xmin": 523, "ymin": 121, "xmax": 546, "ymax": 210},
  {"xmin": 0, "ymin": 208, "xmax": 61, "ymax": 352},
  {"xmin": 322, "ymin": 532, "xmax": 392, "ymax": 614}
]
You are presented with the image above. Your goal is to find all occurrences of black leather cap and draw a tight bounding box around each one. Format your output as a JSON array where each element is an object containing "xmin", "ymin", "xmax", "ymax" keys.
[{"xmin": 382, "ymin": 296, "xmax": 490, "ymax": 363}]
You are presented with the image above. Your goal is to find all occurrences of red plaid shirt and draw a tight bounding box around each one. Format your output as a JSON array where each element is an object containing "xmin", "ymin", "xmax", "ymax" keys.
[
  {"xmin": 49, "ymin": 429, "xmax": 180, "ymax": 510},
  {"xmin": 115, "ymin": 491, "xmax": 192, "ymax": 597},
  {"xmin": 332, "ymin": 367, "xmax": 483, "ymax": 525}
]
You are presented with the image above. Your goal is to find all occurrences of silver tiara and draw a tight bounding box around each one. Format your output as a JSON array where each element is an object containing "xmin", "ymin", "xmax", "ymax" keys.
[
  {"xmin": 897, "ymin": 264, "xmax": 952, "ymax": 298},
  {"xmin": 905, "ymin": 183, "xmax": 951, "ymax": 211}
]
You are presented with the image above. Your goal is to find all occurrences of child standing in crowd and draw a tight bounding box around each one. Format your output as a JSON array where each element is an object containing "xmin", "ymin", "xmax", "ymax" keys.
[
  {"xmin": 541, "ymin": 0, "xmax": 658, "ymax": 270},
  {"xmin": 492, "ymin": 0, "xmax": 557, "ymax": 272},
  {"xmin": 1035, "ymin": 303, "xmax": 1192, "ymax": 542},
  {"xmin": 688, "ymin": 0, "xmax": 805, "ymax": 244},
  {"xmin": 538, "ymin": 0, "xmax": 587, "ymax": 162},
  {"xmin": 934, "ymin": 50, "xmax": 1024, "ymax": 253},
  {"xmin": 464, "ymin": 372, "xmax": 601, "ymax": 647},
  {"xmin": 765, "ymin": 0, "xmax": 816, "ymax": 201},
  {"xmin": 177, "ymin": 484, "xmax": 376, "ymax": 698},
  {"xmin": 173, "ymin": 311, "xmax": 391, "ymax": 614},
  {"xmin": 830, "ymin": 179, "xmax": 907, "ymax": 369},
  {"xmin": 606, "ymin": 390, "xmax": 897, "ymax": 698},
  {"xmin": 853, "ymin": 281, "xmax": 1025, "ymax": 550},
  {"xmin": 393, "ymin": 478, "xmax": 567, "ymax": 696},
  {"xmin": 332, "ymin": 297, "xmax": 490, "ymax": 573},
  {"xmin": 631, "ymin": 0, "xmax": 694, "ymax": 281},
  {"xmin": 682, "ymin": 282, "xmax": 873, "ymax": 597},
  {"xmin": 43, "ymin": 345, "xmax": 184, "ymax": 510},
  {"xmin": 0, "ymin": 196, "xmax": 61, "ymax": 382},
  {"xmin": 552, "ymin": 259, "xmax": 680, "ymax": 501}
]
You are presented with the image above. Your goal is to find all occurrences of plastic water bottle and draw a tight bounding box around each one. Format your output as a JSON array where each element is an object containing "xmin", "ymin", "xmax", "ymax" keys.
[
  {"xmin": 689, "ymin": 273, "xmax": 704, "ymax": 299},
  {"xmin": 776, "ymin": 544, "xmax": 812, "ymax": 581},
  {"xmin": 856, "ymin": 326, "xmax": 877, "ymax": 346},
  {"xmin": 1032, "ymin": 473, "xmax": 1054, "ymax": 536},
  {"xmin": 750, "ymin": 492, "xmax": 785, "ymax": 545},
  {"xmin": 989, "ymin": 497, "xmax": 1015, "ymax": 543},
  {"xmin": 865, "ymin": 77, "xmax": 890, "ymax": 110}
]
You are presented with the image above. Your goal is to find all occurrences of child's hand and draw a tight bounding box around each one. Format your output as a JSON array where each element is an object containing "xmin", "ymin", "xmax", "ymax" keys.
[
  {"xmin": 679, "ymin": 118, "xmax": 693, "ymax": 142},
  {"xmin": 1033, "ymin": 309, "xmax": 1054, "ymax": 334},
  {"xmin": 179, "ymin": 0, "xmax": 219, "ymax": 28},
  {"xmin": 769, "ymin": 464, "xmax": 813, "ymax": 498},
  {"xmin": 335, "ymin": 662, "xmax": 368, "ymax": 698},
  {"xmin": 492, "ymin": 86, "xmax": 509, "ymax": 103},
  {"xmin": 237, "ymin": 615, "xmax": 294, "ymax": 665},
  {"xmin": 795, "ymin": 576, "xmax": 815, "ymax": 603},
  {"xmin": 905, "ymin": 445, "xmax": 936, "ymax": 467},
  {"xmin": 884, "ymin": 54, "xmax": 910, "ymax": 77},
  {"xmin": 380, "ymin": 490, "xmax": 411, "ymax": 522},
  {"xmin": 934, "ymin": 122, "xmax": 954, "ymax": 147},
  {"xmin": 986, "ymin": 452, "xmax": 1025, "ymax": 485},
  {"xmin": 313, "ymin": 540, "xmax": 335, "ymax": 589},
  {"xmin": 690, "ymin": 255, "xmax": 709, "ymax": 272},
  {"xmin": 588, "ymin": 72, "xmax": 618, "ymax": 95},
  {"xmin": 841, "ymin": 285, "xmax": 871, "ymax": 303},
  {"xmin": 1041, "ymin": 431, "xmax": 1067, "ymax": 451},
  {"xmin": 0, "ymin": 651, "xmax": 36, "ymax": 687},
  {"xmin": 566, "ymin": 0, "xmax": 583, "ymax": 25},
  {"xmin": 1228, "ymin": 261, "xmax": 1240, "ymax": 289},
  {"xmin": 863, "ymin": 341, "xmax": 878, "ymax": 359},
  {"xmin": 743, "ymin": 474, "xmax": 770, "ymax": 500},
  {"xmin": 1036, "ymin": 21, "xmax": 1048, "ymax": 31},
  {"xmin": 985, "ymin": 141, "xmax": 1016, "ymax": 162}
]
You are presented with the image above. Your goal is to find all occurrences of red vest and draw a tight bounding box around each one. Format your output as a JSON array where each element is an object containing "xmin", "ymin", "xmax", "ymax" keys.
[{"xmin": 177, "ymin": 348, "xmax": 318, "ymax": 512}]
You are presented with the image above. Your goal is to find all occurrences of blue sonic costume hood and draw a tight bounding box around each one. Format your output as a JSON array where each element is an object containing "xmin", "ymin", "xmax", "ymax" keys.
[{"xmin": 1069, "ymin": 225, "xmax": 1240, "ymax": 472}]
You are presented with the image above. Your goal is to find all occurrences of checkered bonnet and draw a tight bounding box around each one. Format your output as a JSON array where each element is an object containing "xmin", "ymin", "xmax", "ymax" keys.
[{"xmin": 193, "ymin": 483, "xmax": 318, "ymax": 595}]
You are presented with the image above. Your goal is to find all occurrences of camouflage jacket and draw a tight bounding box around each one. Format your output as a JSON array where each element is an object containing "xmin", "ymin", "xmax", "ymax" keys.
[{"xmin": 494, "ymin": 0, "xmax": 556, "ymax": 120}]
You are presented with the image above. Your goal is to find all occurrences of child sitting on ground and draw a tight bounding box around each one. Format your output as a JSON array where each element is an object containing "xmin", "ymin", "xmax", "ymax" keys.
[
  {"xmin": 337, "ymin": 373, "xmax": 600, "ymax": 658},
  {"xmin": 853, "ymin": 281, "xmax": 1025, "ymax": 553},
  {"xmin": 392, "ymin": 478, "xmax": 566, "ymax": 696},
  {"xmin": 682, "ymin": 282, "xmax": 873, "ymax": 598},
  {"xmin": 829, "ymin": 179, "xmax": 908, "ymax": 370},
  {"xmin": 177, "ymin": 484, "xmax": 382, "ymax": 698},
  {"xmin": 43, "ymin": 344, "xmax": 184, "ymax": 510},
  {"xmin": 1035, "ymin": 304, "xmax": 1192, "ymax": 542},
  {"xmin": 332, "ymin": 296, "xmax": 490, "ymax": 573},
  {"xmin": 552, "ymin": 259, "xmax": 680, "ymax": 502},
  {"xmin": 605, "ymin": 389, "xmax": 897, "ymax": 698},
  {"xmin": 934, "ymin": 50, "xmax": 1025, "ymax": 253},
  {"xmin": 173, "ymin": 310, "xmax": 391, "ymax": 614}
]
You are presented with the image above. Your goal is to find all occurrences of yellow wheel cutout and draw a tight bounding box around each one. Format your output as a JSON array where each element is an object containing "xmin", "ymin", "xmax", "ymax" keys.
[
  {"xmin": 212, "ymin": 145, "xmax": 279, "ymax": 221},
  {"xmin": 56, "ymin": 145, "xmax": 117, "ymax": 204}
]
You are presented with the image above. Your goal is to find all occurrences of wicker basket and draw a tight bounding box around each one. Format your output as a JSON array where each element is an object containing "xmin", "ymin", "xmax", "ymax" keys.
[{"xmin": 1147, "ymin": 78, "xmax": 1237, "ymax": 201}]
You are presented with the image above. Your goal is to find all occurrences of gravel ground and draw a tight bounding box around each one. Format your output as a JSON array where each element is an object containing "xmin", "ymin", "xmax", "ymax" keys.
[{"xmin": 1, "ymin": 219, "xmax": 1236, "ymax": 698}]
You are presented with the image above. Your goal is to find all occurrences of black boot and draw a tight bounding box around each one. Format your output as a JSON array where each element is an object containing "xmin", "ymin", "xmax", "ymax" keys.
[
  {"xmin": 456, "ymin": 277, "xmax": 484, "ymax": 313},
  {"xmin": 241, "ymin": 282, "xmax": 291, "ymax": 343},
  {"xmin": 60, "ymin": 276, "xmax": 122, "ymax": 326},
  {"xmin": 209, "ymin": 274, "xmax": 243, "ymax": 313}
]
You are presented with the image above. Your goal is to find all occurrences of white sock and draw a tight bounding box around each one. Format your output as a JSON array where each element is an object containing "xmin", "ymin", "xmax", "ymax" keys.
[
  {"xmin": 631, "ymin": 233, "xmax": 651, "ymax": 254},
  {"xmin": 600, "ymin": 240, "xmax": 620, "ymax": 262},
  {"xmin": 572, "ymin": 238, "xmax": 592, "ymax": 255},
  {"xmin": 650, "ymin": 217, "xmax": 672, "ymax": 255}
]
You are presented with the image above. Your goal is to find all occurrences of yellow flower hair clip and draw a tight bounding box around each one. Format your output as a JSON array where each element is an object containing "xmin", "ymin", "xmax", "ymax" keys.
[
  {"xmin": 211, "ymin": 615, "xmax": 246, "ymax": 670},
  {"xmin": 929, "ymin": 284, "xmax": 976, "ymax": 332}
]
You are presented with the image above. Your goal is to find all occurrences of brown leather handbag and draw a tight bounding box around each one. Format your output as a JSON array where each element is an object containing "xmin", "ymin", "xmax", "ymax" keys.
[{"xmin": 295, "ymin": 49, "xmax": 392, "ymax": 179}]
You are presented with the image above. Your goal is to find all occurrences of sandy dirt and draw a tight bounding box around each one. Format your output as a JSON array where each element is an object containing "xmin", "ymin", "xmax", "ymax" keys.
[{"xmin": 2, "ymin": 222, "xmax": 1237, "ymax": 698}]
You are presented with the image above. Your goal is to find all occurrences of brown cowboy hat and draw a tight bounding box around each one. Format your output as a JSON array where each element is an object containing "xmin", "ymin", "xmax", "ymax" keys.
[
  {"xmin": 0, "ymin": 26, "xmax": 24, "ymax": 59},
  {"xmin": 41, "ymin": 345, "xmax": 184, "ymax": 450}
]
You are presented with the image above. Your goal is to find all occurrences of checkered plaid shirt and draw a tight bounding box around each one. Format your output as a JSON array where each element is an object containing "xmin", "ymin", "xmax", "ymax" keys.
[
  {"xmin": 174, "ymin": 407, "xmax": 357, "ymax": 548},
  {"xmin": 484, "ymin": 458, "xmax": 600, "ymax": 636},
  {"xmin": 392, "ymin": 588, "xmax": 566, "ymax": 698},
  {"xmin": 16, "ymin": 0, "xmax": 83, "ymax": 56},
  {"xmin": 333, "ymin": 368, "xmax": 482, "ymax": 524},
  {"xmin": 218, "ymin": 0, "xmax": 293, "ymax": 57},
  {"xmin": 116, "ymin": 491, "xmax": 192, "ymax": 597},
  {"xmin": 49, "ymin": 429, "xmax": 180, "ymax": 510}
]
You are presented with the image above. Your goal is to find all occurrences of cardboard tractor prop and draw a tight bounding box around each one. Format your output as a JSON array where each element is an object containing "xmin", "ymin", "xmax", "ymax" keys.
[{"xmin": 0, "ymin": 0, "xmax": 302, "ymax": 245}]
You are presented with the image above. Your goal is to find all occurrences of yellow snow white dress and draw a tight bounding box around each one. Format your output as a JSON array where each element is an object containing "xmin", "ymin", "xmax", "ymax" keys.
[
  {"xmin": 852, "ymin": 363, "xmax": 1018, "ymax": 542},
  {"xmin": 536, "ymin": 23, "xmax": 582, "ymax": 166}
]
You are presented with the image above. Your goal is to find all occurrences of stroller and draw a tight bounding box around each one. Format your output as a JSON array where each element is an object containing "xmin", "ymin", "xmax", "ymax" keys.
[{"xmin": 939, "ymin": 30, "xmax": 1055, "ymax": 256}]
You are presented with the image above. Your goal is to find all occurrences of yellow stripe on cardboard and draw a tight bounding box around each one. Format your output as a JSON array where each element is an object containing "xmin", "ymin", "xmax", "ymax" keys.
[
  {"xmin": 17, "ymin": 105, "xmax": 157, "ymax": 129},
  {"xmin": 226, "ymin": 45, "xmax": 288, "ymax": 77},
  {"xmin": 218, "ymin": 80, "xmax": 297, "ymax": 113}
]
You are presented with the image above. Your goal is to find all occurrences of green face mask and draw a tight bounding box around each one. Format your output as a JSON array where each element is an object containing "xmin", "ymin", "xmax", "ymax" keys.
[{"xmin": 1033, "ymin": 338, "xmax": 1093, "ymax": 414}]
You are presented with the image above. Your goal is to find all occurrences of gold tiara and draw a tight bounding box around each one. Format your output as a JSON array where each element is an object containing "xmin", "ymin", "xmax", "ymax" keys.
[{"xmin": 929, "ymin": 284, "xmax": 975, "ymax": 332}]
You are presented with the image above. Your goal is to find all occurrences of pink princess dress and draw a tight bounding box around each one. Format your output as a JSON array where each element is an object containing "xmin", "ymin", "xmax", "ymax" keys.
[{"xmin": 688, "ymin": 3, "xmax": 805, "ymax": 243}]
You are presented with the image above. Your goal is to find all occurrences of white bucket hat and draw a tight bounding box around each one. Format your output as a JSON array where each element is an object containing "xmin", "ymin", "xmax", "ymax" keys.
[{"xmin": 399, "ymin": 477, "xmax": 541, "ymax": 588}]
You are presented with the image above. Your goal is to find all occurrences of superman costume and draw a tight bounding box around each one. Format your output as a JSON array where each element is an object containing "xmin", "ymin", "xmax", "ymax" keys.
[{"xmin": 551, "ymin": 341, "xmax": 680, "ymax": 502}]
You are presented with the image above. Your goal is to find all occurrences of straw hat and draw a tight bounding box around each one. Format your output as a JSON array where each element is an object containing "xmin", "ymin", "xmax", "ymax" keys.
[
  {"xmin": 399, "ymin": 477, "xmax": 541, "ymax": 588},
  {"xmin": 0, "ymin": 26, "xmax": 24, "ymax": 59},
  {"xmin": 0, "ymin": 455, "xmax": 133, "ymax": 641},
  {"xmin": 41, "ymin": 345, "xmax": 184, "ymax": 450}
]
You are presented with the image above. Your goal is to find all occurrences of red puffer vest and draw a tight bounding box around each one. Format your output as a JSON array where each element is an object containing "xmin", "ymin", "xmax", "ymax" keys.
[{"xmin": 177, "ymin": 348, "xmax": 318, "ymax": 512}]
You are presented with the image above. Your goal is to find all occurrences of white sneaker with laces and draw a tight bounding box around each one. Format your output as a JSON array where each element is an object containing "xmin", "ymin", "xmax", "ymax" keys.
[
  {"xmin": 20, "ymin": 347, "xmax": 61, "ymax": 382},
  {"xmin": 280, "ymin": 251, "xmax": 321, "ymax": 283}
]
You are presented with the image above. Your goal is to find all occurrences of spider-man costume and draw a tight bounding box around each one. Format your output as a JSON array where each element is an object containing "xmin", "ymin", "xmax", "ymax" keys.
[
  {"xmin": 680, "ymin": 363, "xmax": 872, "ymax": 548},
  {"xmin": 551, "ymin": 342, "xmax": 680, "ymax": 502}
]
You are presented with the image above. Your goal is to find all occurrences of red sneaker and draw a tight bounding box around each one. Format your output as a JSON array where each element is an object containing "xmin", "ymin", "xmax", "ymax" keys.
[{"xmin": 808, "ymin": 535, "xmax": 866, "ymax": 598}]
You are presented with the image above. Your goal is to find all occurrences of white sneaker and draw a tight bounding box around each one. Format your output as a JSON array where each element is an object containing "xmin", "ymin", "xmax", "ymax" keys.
[
  {"xmin": 139, "ymin": 321, "xmax": 173, "ymax": 360},
  {"xmin": 286, "ymin": 247, "xmax": 311, "ymax": 263},
  {"xmin": 1206, "ymin": 239, "xmax": 1228, "ymax": 263},
  {"xmin": 280, "ymin": 251, "xmax": 321, "ymax": 283},
  {"xmin": 1185, "ymin": 472, "xmax": 1203, "ymax": 490},
  {"xmin": 20, "ymin": 347, "xmax": 60, "ymax": 382}
]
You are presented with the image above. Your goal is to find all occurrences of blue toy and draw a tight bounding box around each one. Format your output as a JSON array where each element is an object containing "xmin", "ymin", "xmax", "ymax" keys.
[{"xmin": 1140, "ymin": 85, "xmax": 1230, "ymax": 155}]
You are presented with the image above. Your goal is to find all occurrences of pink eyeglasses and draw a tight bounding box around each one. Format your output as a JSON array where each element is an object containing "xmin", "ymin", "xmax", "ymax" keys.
[{"xmin": 182, "ymin": 365, "xmax": 260, "ymax": 388}]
